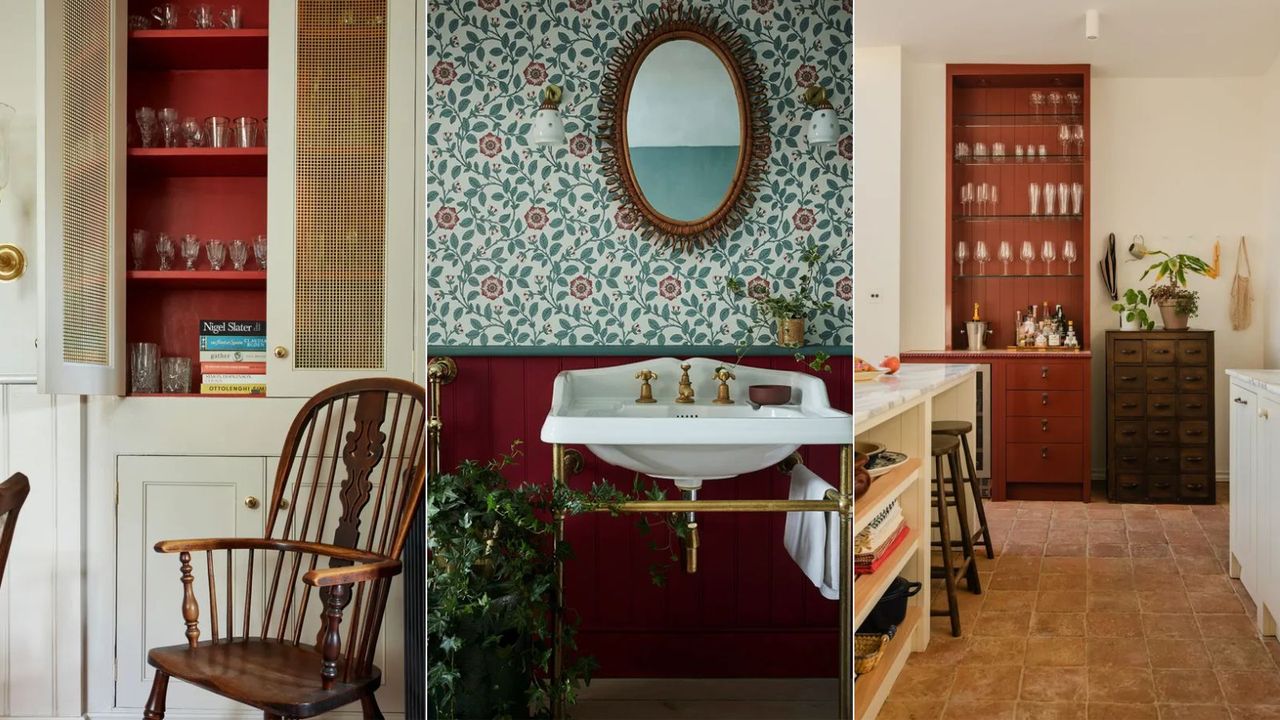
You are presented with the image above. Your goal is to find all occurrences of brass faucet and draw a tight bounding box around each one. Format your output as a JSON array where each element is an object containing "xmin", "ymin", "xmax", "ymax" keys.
[
  {"xmin": 675, "ymin": 363, "xmax": 695, "ymax": 404},
  {"xmin": 712, "ymin": 367, "xmax": 735, "ymax": 405},
  {"xmin": 634, "ymin": 369, "xmax": 658, "ymax": 404}
]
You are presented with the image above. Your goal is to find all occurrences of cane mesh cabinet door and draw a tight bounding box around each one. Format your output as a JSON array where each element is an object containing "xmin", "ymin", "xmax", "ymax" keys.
[
  {"xmin": 36, "ymin": 0, "xmax": 126, "ymax": 395},
  {"xmin": 265, "ymin": 0, "xmax": 417, "ymax": 397}
]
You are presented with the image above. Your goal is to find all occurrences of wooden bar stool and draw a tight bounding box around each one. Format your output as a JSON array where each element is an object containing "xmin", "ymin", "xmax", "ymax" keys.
[
  {"xmin": 931, "ymin": 433, "xmax": 982, "ymax": 637},
  {"xmin": 932, "ymin": 419, "xmax": 995, "ymax": 559}
]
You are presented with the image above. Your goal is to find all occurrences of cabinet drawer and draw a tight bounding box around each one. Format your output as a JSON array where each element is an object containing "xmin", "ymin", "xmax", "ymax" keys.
[
  {"xmin": 1147, "ymin": 448, "xmax": 1180, "ymax": 474},
  {"xmin": 1115, "ymin": 393, "xmax": 1145, "ymax": 418},
  {"xmin": 1145, "ymin": 367, "xmax": 1177, "ymax": 393},
  {"xmin": 1145, "ymin": 340, "xmax": 1177, "ymax": 364},
  {"xmin": 1179, "ymin": 420, "xmax": 1211, "ymax": 445},
  {"xmin": 1180, "ymin": 475, "xmax": 1212, "ymax": 499},
  {"xmin": 1178, "ymin": 366, "xmax": 1210, "ymax": 392},
  {"xmin": 1115, "ymin": 421, "xmax": 1145, "ymax": 446},
  {"xmin": 1180, "ymin": 447, "xmax": 1212, "ymax": 473},
  {"xmin": 1148, "ymin": 475, "xmax": 1177, "ymax": 500},
  {"xmin": 1178, "ymin": 340, "xmax": 1210, "ymax": 365},
  {"xmin": 1008, "ymin": 416, "xmax": 1084, "ymax": 443},
  {"xmin": 1146, "ymin": 420, "xmax": 1177, "ymax": 444},
  {"xmin": 1177, "ymin": 394, "xmax": 1210, "ymax": 419},
  {"xmin": 1113, "ymin": 369, "xmax": 1145, "ymax": 392},
  {"xmin": 1007, "ymin": 362, "xmax": 1086, "ymax": 390},
  {"xmin": 1113, "ymin": 448, "xmax": 1144, "ymax": 472},
  {"xmin": 1147, "ymin": 394, "xmax": 1177, "ymax": 418},
  {"xmin": 1007, "ymin": 390, "xmax": 1083, "ymax": 417},
  {"xmin": 1115, "ymin": 473, "xmax": 1146, "ymax": 501},
  {"xmin": 1113, "ymin": 340, "xmax": 1144, "ymax": 364},
  {"xmin": 1007, "ymin": 442, "xmax": 1083, "ymax": 483}
]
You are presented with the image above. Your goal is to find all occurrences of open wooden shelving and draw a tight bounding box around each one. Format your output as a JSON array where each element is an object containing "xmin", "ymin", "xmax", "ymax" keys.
[
  {"xmin": 854, "ymin": 527, "xmax": 921, "ymax": 628},
  {"xmin": 128, "ymin": 29, "xmax": 269, "ymax": 70},
  {"xmin": 127, "ymin": 270, "xmax": 266, "ymax": 288},
  {"xmin": 128, "ymin": 147, "xmax": 266, "ymax": 177},
  {"xmin": 854, "ymin": 458, "xmax": 921, "ymax": 533},
  {"xmin": 854, "ymin": 608, "xmax": 923, "ymax": 719}
]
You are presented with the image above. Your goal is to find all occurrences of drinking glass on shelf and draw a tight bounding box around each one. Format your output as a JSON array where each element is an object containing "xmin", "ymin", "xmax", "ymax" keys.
[
  {"xmin": 130, "ymin": 229, "xmax": 149, "ymax": 270},
  {"xmin": 955, "ymin": 240, "xmax": 969, "ymax": 276},
  {"xmin": 961, "ymin": 182, "xmax": 974, "ymax": 216},
  {"xmin": 253, "ymin": 234, "xmax": 267, "ymax": 269},
  {"xmin": 1029, "ymin": 182, "xmax": 1040, "ymax": 215},
  {"xmin": 130, "ymin": 343, "xmax": 159, "ymax": 394},
  {"xmin": 155, "ymin": 233, "xmax": 174, "ymax": 271},
  {"xmin": 260, "ymin": 117, "xmax": 268, "ymax": 147},
  {"xmin": 181, "ymin": 117, "xmax": 204, "ymax": 147},
  {"xmin": 190, "ymin": 3, "xmax": 215, "ymax": 28},
  {"xmin": 998, "ymin": 240, "xmax": 1013, "ymax": 275},
  {"xmin": 1066, "ymin": 91, "xmax": 1081, "ymax": 114},
  {"xmin": 992, "ymin": 142, "xmax": 1005, "ymax": 161},
  {"xmin": 1072, "ymin": 124, "xmax": 1085, "ymax": 155},
  {"xmin": 1063, "ymin": 240, "xmax": 1078, "ymax": 274},
  {"xmin": 1020, "ymin": 240, "xmax": 1035, "ymax": 274},
  {"xmin": 206, "ymin": 239, "xmax": 226, "ymax": 270},
  {"xmin": 1047, "ymin": 91, "xmax": 1062, "ymax": 115},
  {"xmin": 990, "ymin": 185, "xmax": 999, "ymax": 215},
  {"xmin": 977, "ymin": 182, "xmax": 990, "ymax": 215},
  {"xmin": 229, "ymin": 239, "xmax": 248, "ymax": 271},
  {"xmin": 205, "ymin": 116, "xmax": 232, "ymax": 148},
  {"xmin": 232, "ymin": 117, "xmax": 259, "ymax": 148},
  {"xmin": 129, "ymin": 14, "xmax": 152, "ymax": 30},
  {"xmin": 973, "ymin": 142, "xmax": 987, "ymax": 159},
  {"xmin": 160, "ymin": 357, "xmax": 191, "ymax": 394},
  {"xmin": 1071, "ymin": 182, "xmax": 1084, "ymax": 215},
  {"xmin": 1038, "ymin": 144, "xmax": 1048, "ymax": 159},
  {"xmin": 159, "ymin": 107, "xmax": 180, "ymax": 148},
  {"xmin": 135, "ymin": 107, "xmax": 157, "ymax": 148},
  {"xmin": 1041, "ymin": 240, "xmax": 1057, "ymax": 275},
  {"xmin": 1058, "ymin": 182, "xmax": 1070, "ymax": 215},
  {"xmin": 220, "ymin": 4, "xmax": 242, "ymax": 28},
  {"xmin": 1015, "ymin": 144, "xmax": 1024, "ymax": 160},
  {"xmin": 180, "ymin": 234, "xmax": 200, "ymax": 270},
  {"xmin": 954, "ymin": 141, "xmax": 970, "ymax": 160},
  {"xmin": 974, "ymin": 240, "xmax": 991, "ymax": 274},
  {"xmin": 151, "ymin": 3, "xmax": 179, "ymax": 29},
  {"xmin": 1058, "ymin": 124, "xmax": 1071, "ymax": 156},
  {"xmin": 1030, "ymin": 91, "xmax": 1044, "ymax": 115},
  {"xmin": 1043, "ymin": 182, "xmax": 1057, "ymax": 216}
]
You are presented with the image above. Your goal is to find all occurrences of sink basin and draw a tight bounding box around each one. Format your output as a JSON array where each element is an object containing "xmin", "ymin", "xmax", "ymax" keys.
[{"xmin": 540, "ymin": 357, "xmax": 852, "ymax": 489}]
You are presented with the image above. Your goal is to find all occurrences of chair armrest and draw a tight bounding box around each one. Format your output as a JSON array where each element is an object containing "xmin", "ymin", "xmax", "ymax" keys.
[
  {"xmin": 154, "ymin": 537, "xmax": 392, "ymax": 570},
  {"xmin": 303, "ymin": 559, "xmax": 402, "ymax": 587}
]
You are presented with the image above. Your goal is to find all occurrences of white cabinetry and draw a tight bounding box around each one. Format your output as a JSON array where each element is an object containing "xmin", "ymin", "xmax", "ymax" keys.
[
  {"xmin": 1230, "ymin": 385, "xmax": 1257, "ymax": 592},
  {"xmin": 1228, "ymin": 374, "xmax": 1280, "ymax": 636}
]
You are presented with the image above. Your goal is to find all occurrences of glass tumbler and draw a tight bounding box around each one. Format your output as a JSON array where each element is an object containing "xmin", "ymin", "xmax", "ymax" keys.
[
  {"xmin": 233, "ymin": 117, "xmax": 259, "ymax": 148},
  {"xmin": 160, "ymin": 357, "xmax": 192, "ymax": 394},
  {"xmin": 181, "ymin": 117, "xmax": 204, "ymax": 147},
  {"xmin": 130, "ymin": 229, "xmax": 150, "ymax": 270},
  {"xmin": 135, "ymin": 107, "xmax": 157, "ymax": 148},
  {"xmin": 180, "ymin": 234, "xmax": 200, "ymax": 270},
  {"xmin": 155, "ymin": 233, "xmax": 174, "ymax": 271},
  {"xmin": 253, "ymin": 234, "xmax": 267, "ymax": 269},
  {"xmin": 1043, "ymin": 182, "xmax": 1057, "ymax": 216},
  {"xmin": 159, "ymin": 107, "xmax": 180, "ymax": 147},
  {"xmin": 205, "ymin": 116, "xmax": 232, "ymax": 148},
  {"xmin": 190, "ymin": 3, "xmax": 215, "ymax": 28},
  {"xmin": 229, "ymin": 239, "xmax": 248, "ymax": 271},
  {"xmin": 220, "ymin": 4, "xmax": 242, "ymax": 28},
  {"xmin": 130, "ymin": 343, "xmax": 160, "ymax": 394},
  {"xmin": 151, "ymin": 3, "xmax": 179, "ymax": 29},
  {"xmin": 1071, "ymin": 182, "xmax": 1084, "ymax": 215},
  {"xmin": 1028, "ymin": 182, "xmax": 1040, "ymax": 216},
  {"xmin": 1058, "ymin": 182, "xmax": 1070, "ymax": 215},
  {"xmin": 206, "ymin": 239, "xmax": 226, "ymax": 270}
]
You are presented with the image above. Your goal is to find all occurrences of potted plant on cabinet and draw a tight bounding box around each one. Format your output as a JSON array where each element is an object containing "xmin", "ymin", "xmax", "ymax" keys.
[
  {"xmin": 1111, "ymin": 288, "xmax": 1155, "ymax": 331},
  {"xmin": 1140, "ymin": 249, "xmax": 1215, "ymax": 331},
  {"xmin": 726, "ymin": 245, "xmax": 834, "ymax": 349}
]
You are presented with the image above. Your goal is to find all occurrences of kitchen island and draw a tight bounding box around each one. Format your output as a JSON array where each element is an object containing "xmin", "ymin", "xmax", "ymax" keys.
[{"xmin": 1227, "ymin": 369, "xmax": 1280, "ymax": 636}]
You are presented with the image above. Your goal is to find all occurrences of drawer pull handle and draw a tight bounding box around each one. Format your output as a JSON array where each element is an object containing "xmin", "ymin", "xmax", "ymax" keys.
[
  {"xmin": 1186, "ymin": 348, "xmax": 1202, "ymax": 355},
  {"xmin": 1186, "ymin": 403, "xmax": 1204, "ymax": 410},
  {"xmin": 1153, "ymin": 482, "xmax": 1171, "ymax": 489},
  {"xmin": 1154, "ymin": 349, "xmax": 1171, "ymax": 354},
  {"xmin": 1154, "ymin": 403, "xmax": 1171, "ymax": 410},
  {"xmin": 1187, "ymin": 483, "xmax": 1205, "ymax": 491},
  {"xmin": 1121, "ymin": 349, "xmax": 1137, "ymax": 355},
  {"xmin": 1153, "ymin": 376, "xmax": 1171, "ymax": 382},
  {"xmin": 1186, "ymin": 456, "xmax": 1204, "ymax": 462},
  {"xmin": 1121, "ymin": 430, "xmax": 1137, "ymax": 436},
  {"xmin": 1261, "ymin": 409, "xmax": 1271, "ymax": 420},
  {"xmin": 1122, "ymin": 455, "xmax": 1138, "ymax": 462},
  {"xmin": 1041, "ymin": 393, "xmax": 1049, "ymax": 406},
  {"xmin": 1041, "ymin": 447, "xmax": 1049, "ymax": 459},
  {"xmin": 1235, "ymin": 397, "xmax": 1249, "ymax": 405},
  {"xmin": 1120, "ymin": 375, "xmax": 1138, "ymax": 381},
  {"xmin": 1155, "ymin": 456, "xmax": 1171, "ymax": 462},
  {"xmin": 1183, "ymin": 376, "xmax": 1200, "ymax": 382},
  {"xmin": 1041, "ymin": 419, "xmax": 1049, "ymax": 432},
  {"xmin": 1121, "ymin": 482, "xmax": 1140, "ymax": 489},
  {"xmin": 1185, "ymin": 430, "xmax": 1204, "ymax": 437},
  {"xmin": 1153, "ymin": 429, "xmax": 1171, "ymax": 436},
  {"xmin": 1122, "ymin": 403, "xmax": 1138, "ymax": 409},
  {"xmin": 1041, "ymin": 366, "xmax": 1049, "ymax": 378}
]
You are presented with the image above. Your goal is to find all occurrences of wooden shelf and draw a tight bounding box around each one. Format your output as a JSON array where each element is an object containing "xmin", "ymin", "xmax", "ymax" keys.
[
  {"xmin": 128, "ymin": 148, "xmax": 267, "ymax": 177},
  {"xmin": 129, "ymin": 29, "xmax": 269, "ymax": 70},
  {"xmin": 127, "ymin": 270, "xmax": 265, "ymax": 289},
  {"xmin": 128, "ymin": 393, "xmax": 265, "ymax": 399},
  {"xmin": 854, "ymin": 607, "xmax": 922, "ymax": 720},
  {"xmin": 855, "ymin": 527, "xmax": 920, "ymax": 627},
  {"xmin": 854, "ymin": 458, "xmax": 921, "ymax": 534}
]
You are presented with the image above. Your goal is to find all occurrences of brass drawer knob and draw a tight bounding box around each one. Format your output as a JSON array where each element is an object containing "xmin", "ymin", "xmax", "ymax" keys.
[{"xmin": 0, "ymin": 244, "xmax": 25, "ymax": 282}]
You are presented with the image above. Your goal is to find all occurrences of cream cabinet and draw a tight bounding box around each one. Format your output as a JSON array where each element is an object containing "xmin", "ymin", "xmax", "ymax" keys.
[
  {"xmin": 1228, "ymin": 374, "xmax": 1280, "ymax": 636},
  {"xmin": 1229, "ymin": 384, "xmax": 1257, "ymax": 594}
]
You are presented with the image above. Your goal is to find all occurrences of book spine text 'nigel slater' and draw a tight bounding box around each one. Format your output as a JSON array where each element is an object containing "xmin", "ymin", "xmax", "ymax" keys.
[{"xmin": 199, "ymin": 319, "xmax": 266, "ymax": 336}]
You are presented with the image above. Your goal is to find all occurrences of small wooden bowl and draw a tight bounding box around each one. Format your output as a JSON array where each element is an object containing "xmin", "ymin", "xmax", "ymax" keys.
[{"xmin": 748, "ymin": 384, "xmax": 792, "ymax": 405}]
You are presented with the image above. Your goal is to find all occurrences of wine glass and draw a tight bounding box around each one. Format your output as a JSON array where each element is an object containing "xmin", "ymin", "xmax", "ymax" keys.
[
  {"xmin": 1066, "ymin": 91, "xmax": 1081, "ymax": 115},
  {"xmin": 998, "ymin": 240, "xmax": 1013, "ymax": 275},
  {"xmin": 961, "ymin": 182, "xmax": 974, "ymax": 216},
  {"xmin": 180, "ymin": 234, "xmax": 200, "ymax": 270},
  {"xmin": 1072, "ymin": 124, "xmax": 1085, "ymax": 155},
  {"xmin": 229, "ymin": 239, "xmax": 249, "ymax": 271},
  {"xmin": 1047, "ymin": 91, "xmax": 1062, "ymax": 115},
  {"xmin": 955, "ymin": 240, "xmax": 969, "ymax": 275},
  {"xmin": 206, "ymin": 239, "xmax": 226, "ymax": 271},
  {"xmin": 977, "ymin": 183, "xmax": 990, "ymax": 215},
  {"xmin": 1020, "ymin": 240, "xmax": 1035, "ymax": 274},
  {"xmin": 1041, "ymin": 240, "xmax": 1057, "ymax": 275},
  {"xmin": 1043, "ymin": 182, "xmax": 1057, "ymax": 216},
  {"xmin": 1063, "ymin": 239, "xmax": 1078, "ymax": 274},
  {"xmin": 990, "ymin": 185, "xmax": 1000, "ymax": 215},
  {"xmin": 1030, "ymin": 91, "xmax": 1044, "ymax": 115},
  {"xmin": 1058, "ymin": 124, "xmax": 1071, "ymax": 156},
  {"xmin": 155, "ymin": 233, "xmax": 174, "ymax": 271},
  {"xmin": 253, "ymin": 234, "xmax": 267, "ymax": 269},
  {"xmin": 974, "ymin": 240, "xmax": 990, "ymax": 275}
]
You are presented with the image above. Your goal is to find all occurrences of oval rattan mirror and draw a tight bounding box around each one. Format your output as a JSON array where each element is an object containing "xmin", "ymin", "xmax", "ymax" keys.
[{"xmin": 599, "ymin": 6, "xmax": 770, "ymax": 251}]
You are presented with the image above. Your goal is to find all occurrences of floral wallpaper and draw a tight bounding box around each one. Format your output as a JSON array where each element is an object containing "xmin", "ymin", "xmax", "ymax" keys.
[{"xmin": 427, "ymin": 0, "xmax": 852, "ymax": 347}]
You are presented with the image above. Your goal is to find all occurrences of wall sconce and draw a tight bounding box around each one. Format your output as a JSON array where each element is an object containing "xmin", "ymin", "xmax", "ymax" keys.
[
  {"xmin": 528, "ymin": 83, "xmax": 566, "ymax": 146},
  {"xmin": 0, "ymin": 102, "xmax": 23, "ymax": 283},
  {"xmin": 804, "ymin": 85, "xmax": 838, "ymax": 146}
]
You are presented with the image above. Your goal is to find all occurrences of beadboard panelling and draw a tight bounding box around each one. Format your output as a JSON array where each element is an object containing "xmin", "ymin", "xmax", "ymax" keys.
[{"xmin": 435, "ymin": 355, "xmax": 851, "ymax": 677}]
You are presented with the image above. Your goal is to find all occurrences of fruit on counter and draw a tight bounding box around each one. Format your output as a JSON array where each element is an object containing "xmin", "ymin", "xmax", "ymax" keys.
[
  {"xmin": 854, "ymin": 356, "xmax": 878, "ymax": 373},
  {"xmin": 880, "ymin": 355, "xmax": 901, "ymax": 374}
]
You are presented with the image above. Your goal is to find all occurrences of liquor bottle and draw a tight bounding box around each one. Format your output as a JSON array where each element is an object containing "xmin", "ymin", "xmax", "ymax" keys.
[
  {"xmin": 1065, "ymin": 320, "xmax": 1079, "ymax": 348},
  {"xmin": 1015, "ymin": 309, "xmax": 1024, "ymax": 346}
]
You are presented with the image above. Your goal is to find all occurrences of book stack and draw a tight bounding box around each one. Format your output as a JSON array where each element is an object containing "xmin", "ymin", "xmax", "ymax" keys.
[
  {"xmin": 855, "ymin": 499, "xmax": 909, "ymax": 575},
  {"xmin": 199, "ymin": 319, "xmax": 266, "ymax": 396}
]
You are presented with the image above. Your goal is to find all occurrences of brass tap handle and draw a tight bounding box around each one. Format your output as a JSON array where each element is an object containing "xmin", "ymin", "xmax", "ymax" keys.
[
  {"xmin": 634, "ymin": 370, "xmax": 657, "ymax": 404},
  {"xmin": 712, "ymin": 367, "xmax": 736, "ymax": 405},
  {"xmin": 675, "ymin": 362, "xmax": 695, "ymax": 404}
]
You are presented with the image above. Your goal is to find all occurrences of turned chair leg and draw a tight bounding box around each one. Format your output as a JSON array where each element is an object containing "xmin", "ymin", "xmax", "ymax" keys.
[
  {"xmin": 144, "ymin": 671, "xmax": 170, "ymax": 720},
  {"xmin": 362, "ymin": 694, "xmax": 386, "ymax": 720}
]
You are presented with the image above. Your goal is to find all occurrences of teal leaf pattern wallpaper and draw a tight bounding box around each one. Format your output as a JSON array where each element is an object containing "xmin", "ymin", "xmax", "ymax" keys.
[{"xmin": 427, "ymin": 0, "xmax": 852, "ymax": 347}]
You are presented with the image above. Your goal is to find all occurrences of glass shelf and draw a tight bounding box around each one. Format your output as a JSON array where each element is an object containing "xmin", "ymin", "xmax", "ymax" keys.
[
  {"xmin": 955, "ymin": 155, "xmax": 1085, "ymax": 165},
  {"xmin": 953, "ymin": 214, "xmax": 1083, "ymax": 222},
  {"xmin": 956, "ymin": 273, "xmax": 1084, "ymax": 279},
  {"xmin": 954, "ymin": 112, "xmax": 1083, "ymax": 128}
]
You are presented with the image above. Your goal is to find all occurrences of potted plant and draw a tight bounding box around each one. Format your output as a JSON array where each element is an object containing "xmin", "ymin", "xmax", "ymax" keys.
[
  {"xmin": 726, "ymin": 245, "xmax": 834, "ymax": 349},
  {"xmin": 1111, "ymin": 288, "xmax": 1155, "ymax": 331},
  {"xmin": 1140, "ymin": 250, "xmax": 1215, "ymax": 331}
]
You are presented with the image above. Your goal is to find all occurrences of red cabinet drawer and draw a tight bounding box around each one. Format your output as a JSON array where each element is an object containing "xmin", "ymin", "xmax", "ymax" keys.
[
  {"xmin": 1007, "ymin": 415, "xmax": 1085, "ymax": 443},
  {"xmin": 1007, "ymin": 442, "xmax": 1084, "ymax": 483},
  {"xmin": 1007, "ymin": 362, "xmax": 1086, "ymax": 390},
  {"xmin": 1007, "ymin": 390, "xmax": 1083, "ymax": 417}
]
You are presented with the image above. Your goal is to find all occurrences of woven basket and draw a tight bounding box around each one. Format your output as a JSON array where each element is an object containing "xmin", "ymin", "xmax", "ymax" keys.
[{"xmin": 854, "ymin": 633, "xmax": 891, "ymax": 675}]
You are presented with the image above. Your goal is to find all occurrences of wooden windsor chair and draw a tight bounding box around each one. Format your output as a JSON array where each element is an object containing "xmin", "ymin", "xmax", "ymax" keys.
[
  {"xmin": 143, "ymin": 378, "xmax": 426, "ymax": 720},
  {"xmin": 0, "ymin": 473, "xmax": 30, "ymax": 589}
]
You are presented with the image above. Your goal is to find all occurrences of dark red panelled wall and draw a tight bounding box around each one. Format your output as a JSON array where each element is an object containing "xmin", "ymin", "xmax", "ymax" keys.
[{"xmin": 435, "ymin": 354, "xmax": 852, "ymax": 677}]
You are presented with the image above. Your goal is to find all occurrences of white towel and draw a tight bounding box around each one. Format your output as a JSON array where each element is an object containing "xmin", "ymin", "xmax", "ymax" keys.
[{"xmin": 783, "ymin": 462, "xmax": 841, "ymax": 600}]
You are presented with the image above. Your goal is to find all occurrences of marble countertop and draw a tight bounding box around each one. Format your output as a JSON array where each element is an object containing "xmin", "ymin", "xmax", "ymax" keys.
[
  {"xmin": 1226, "ymin": 369, "xmax": 1280, "ymax": 396},
  {"xmin": 902, "ymin": 349, "xmax": 1092, "ymax": 359},
  {"xmin": 854, "ymin": 363, "xmax": 979, "ymax": 426}
]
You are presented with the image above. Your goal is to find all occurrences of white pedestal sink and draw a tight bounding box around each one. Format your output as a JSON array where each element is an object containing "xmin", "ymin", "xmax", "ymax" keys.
[{"xmin": 539, "ymin": 357, "xmax": 853, "ymax": 489}]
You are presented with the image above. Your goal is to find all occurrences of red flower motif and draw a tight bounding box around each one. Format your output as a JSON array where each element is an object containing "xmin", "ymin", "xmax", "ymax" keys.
[
  {"xmin": 792, "ymin": 208, "xmax": 816, "ymax": 232},
  {"xmin": 751, "ymin": 0, "xmax": 774, "ymax": 12},
  {"xmin": 478, "ymin": 132, "xmax": 503, "ymax": 158},
  {"xmin": 569, "ymin": 275, "xmax": 593, "ymax": 300},
  {"xmin": 660, "ymin": 0, "xmax": 680, "ymax": 11},
  {"xmin": 842, "ymin": 0, "xmax": 852, "ymax": 12},
  {"xmin": 434, "ymin": 206, "xmax": 459, "ymax": 230},
  {"xmin": 568, "ymin": 0, "xmax": 592, "ymax": 11},
  {"xmin": 432, "ymin": 61, "xmax": 457, "ymax": 86},
  {"xmin": 523, "ymin": 61, "xmax": 548, "ymax": 86},
  {"xmin": 568, "ymin": 133, "xmax": 592, "ymax": 158},
  {"xmin": 658, "ymin": 275, "xmax": 682, "ymax": 301},
  {"xmin": 794, "ymin": 64, "xmax": 819, "ymax": 88},
  {"xmin": 614, "ymin": 206, "xmax": 638, "ymax": 230},
  {"xmin": 480, "ymin": 275, "xmax": 504, "ymax": 300},
  {"xmin": 747, "ymin": 276, "xmax": 770, "ymax": 300},
  {"xmin": 836, "ymin": 276, "xmax": 852, "ymax": 301},
  {"xmin": 838, "ymin": 134, "xmax": 852, "ymax": 160},
  {"xmin": 524, "ymin": 206, "xmax": 549, "ymax": 230},
  {"xmin": 477, "ymin": 0, "xmax": 500, "ymax": 10}
]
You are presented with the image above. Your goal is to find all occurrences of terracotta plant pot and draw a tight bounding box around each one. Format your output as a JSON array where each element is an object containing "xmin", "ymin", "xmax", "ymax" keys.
[
  {"xmin": 777, "ymin": 317, "xmax": 805, "ymax": 346},
  {"xmin": 1157, "ymin": 300, "xmax": 1190, "ymax": 330}
]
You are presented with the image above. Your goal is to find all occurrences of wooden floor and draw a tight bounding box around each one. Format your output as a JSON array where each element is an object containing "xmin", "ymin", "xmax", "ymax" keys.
[{"xmin": 573, "ymin": 678, "xmax": 837, "ymax": 719}]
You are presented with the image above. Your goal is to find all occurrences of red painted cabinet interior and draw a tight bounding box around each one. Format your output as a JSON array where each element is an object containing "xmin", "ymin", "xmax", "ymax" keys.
[{"xmin": 434, "ymin": 355, "xmax": 852, "ymax": 677}]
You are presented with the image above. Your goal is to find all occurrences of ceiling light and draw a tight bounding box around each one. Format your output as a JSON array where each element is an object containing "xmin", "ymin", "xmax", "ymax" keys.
[{"xmin": 1085, "ymin": 9, "xmax": 1099, "ymax": 40}]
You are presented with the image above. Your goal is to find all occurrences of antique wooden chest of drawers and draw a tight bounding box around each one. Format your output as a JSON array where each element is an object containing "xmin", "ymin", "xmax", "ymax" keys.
[{"xmin": 1106, "ymin": 329, "xmax": 1215, "ymax": 503}]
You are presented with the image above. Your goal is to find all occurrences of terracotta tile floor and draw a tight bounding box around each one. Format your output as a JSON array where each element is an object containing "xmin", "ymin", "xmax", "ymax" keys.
[{"xmin": 879, "ymin": 488, "xmax": 1280, "ymax": 720}]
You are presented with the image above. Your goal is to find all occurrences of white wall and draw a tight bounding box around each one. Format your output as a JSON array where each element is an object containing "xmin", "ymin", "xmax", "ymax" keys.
[
  {"xmin": 899, "ymin": 60, "xmax": 946, "ymax": 353},
  {"xmin": 0, "ymin": 0, "xmax": 39, "ymax": 380},
  {"xmin": 1264, "ymin": 54, "xmax": 1280, "ymax": 368},
  {"xmin": 853, "ymin": 46, "xmax": 902, "ymax": 363}
]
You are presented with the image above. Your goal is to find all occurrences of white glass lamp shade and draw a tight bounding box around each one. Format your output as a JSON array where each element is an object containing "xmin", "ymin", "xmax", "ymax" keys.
[
  {"xmin": 528, "ymin": 106, "xmax": 566, "ymax": 146},
  {"xmin": 807, "ymin": 106, "xmax": 838, "ymax": 146}
]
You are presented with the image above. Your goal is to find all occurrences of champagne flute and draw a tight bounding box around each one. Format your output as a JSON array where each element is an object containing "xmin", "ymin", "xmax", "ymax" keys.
[
  {"xmin": 990, "ymin": 185, "xmax": 1000, "ymax": 215},
  {"xmin": 977, "ymin": 182, "xmax": 990, "ymax": 216},
  {"xmin": 998, "ymin": 240, "xmax": 1013, "ymax": 275},
  {"xmin": 1072, "ymin": 124, "xmax": 1085, "ymax": 155},
  {"xmin": 1047, "ymin": 91, "xmax": 1062, "ymax": 115},
  {"xmin": 1020, "ymin": 240, "xmax": 1035, "ymax": 274},
  {"xmin": 955, "ymin": 240, "xmax": 969, "ymax": 275},
  {"xmin": 1063, "ymin": 239, "xmax": 1078, "ymax": 274},
  {"xmin": 1041, "ymin": 239, "xmax": 1057, "ymax": 275},
  {"xmin": 961, "ymin": 182, "xmax": 974, "ymax": 216},
  {"xmin": 974, "ymin": 240, "xmax": 990, "ymax": 275},
  {"xmin": 1058, "ymin": 124, "xmax": 1071, "ymax": 156}
]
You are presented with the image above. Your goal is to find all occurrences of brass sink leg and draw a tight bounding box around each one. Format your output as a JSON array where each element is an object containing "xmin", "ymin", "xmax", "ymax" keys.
[{"xmin": 684, "ymin": 521, "xmax": 700, "ymax": 574}]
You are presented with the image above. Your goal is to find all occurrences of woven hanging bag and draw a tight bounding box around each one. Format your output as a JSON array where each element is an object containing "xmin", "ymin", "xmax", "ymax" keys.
[{"xmin": 1231, "ymin": 236, "xmax": 1253, "ymax": 331}]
